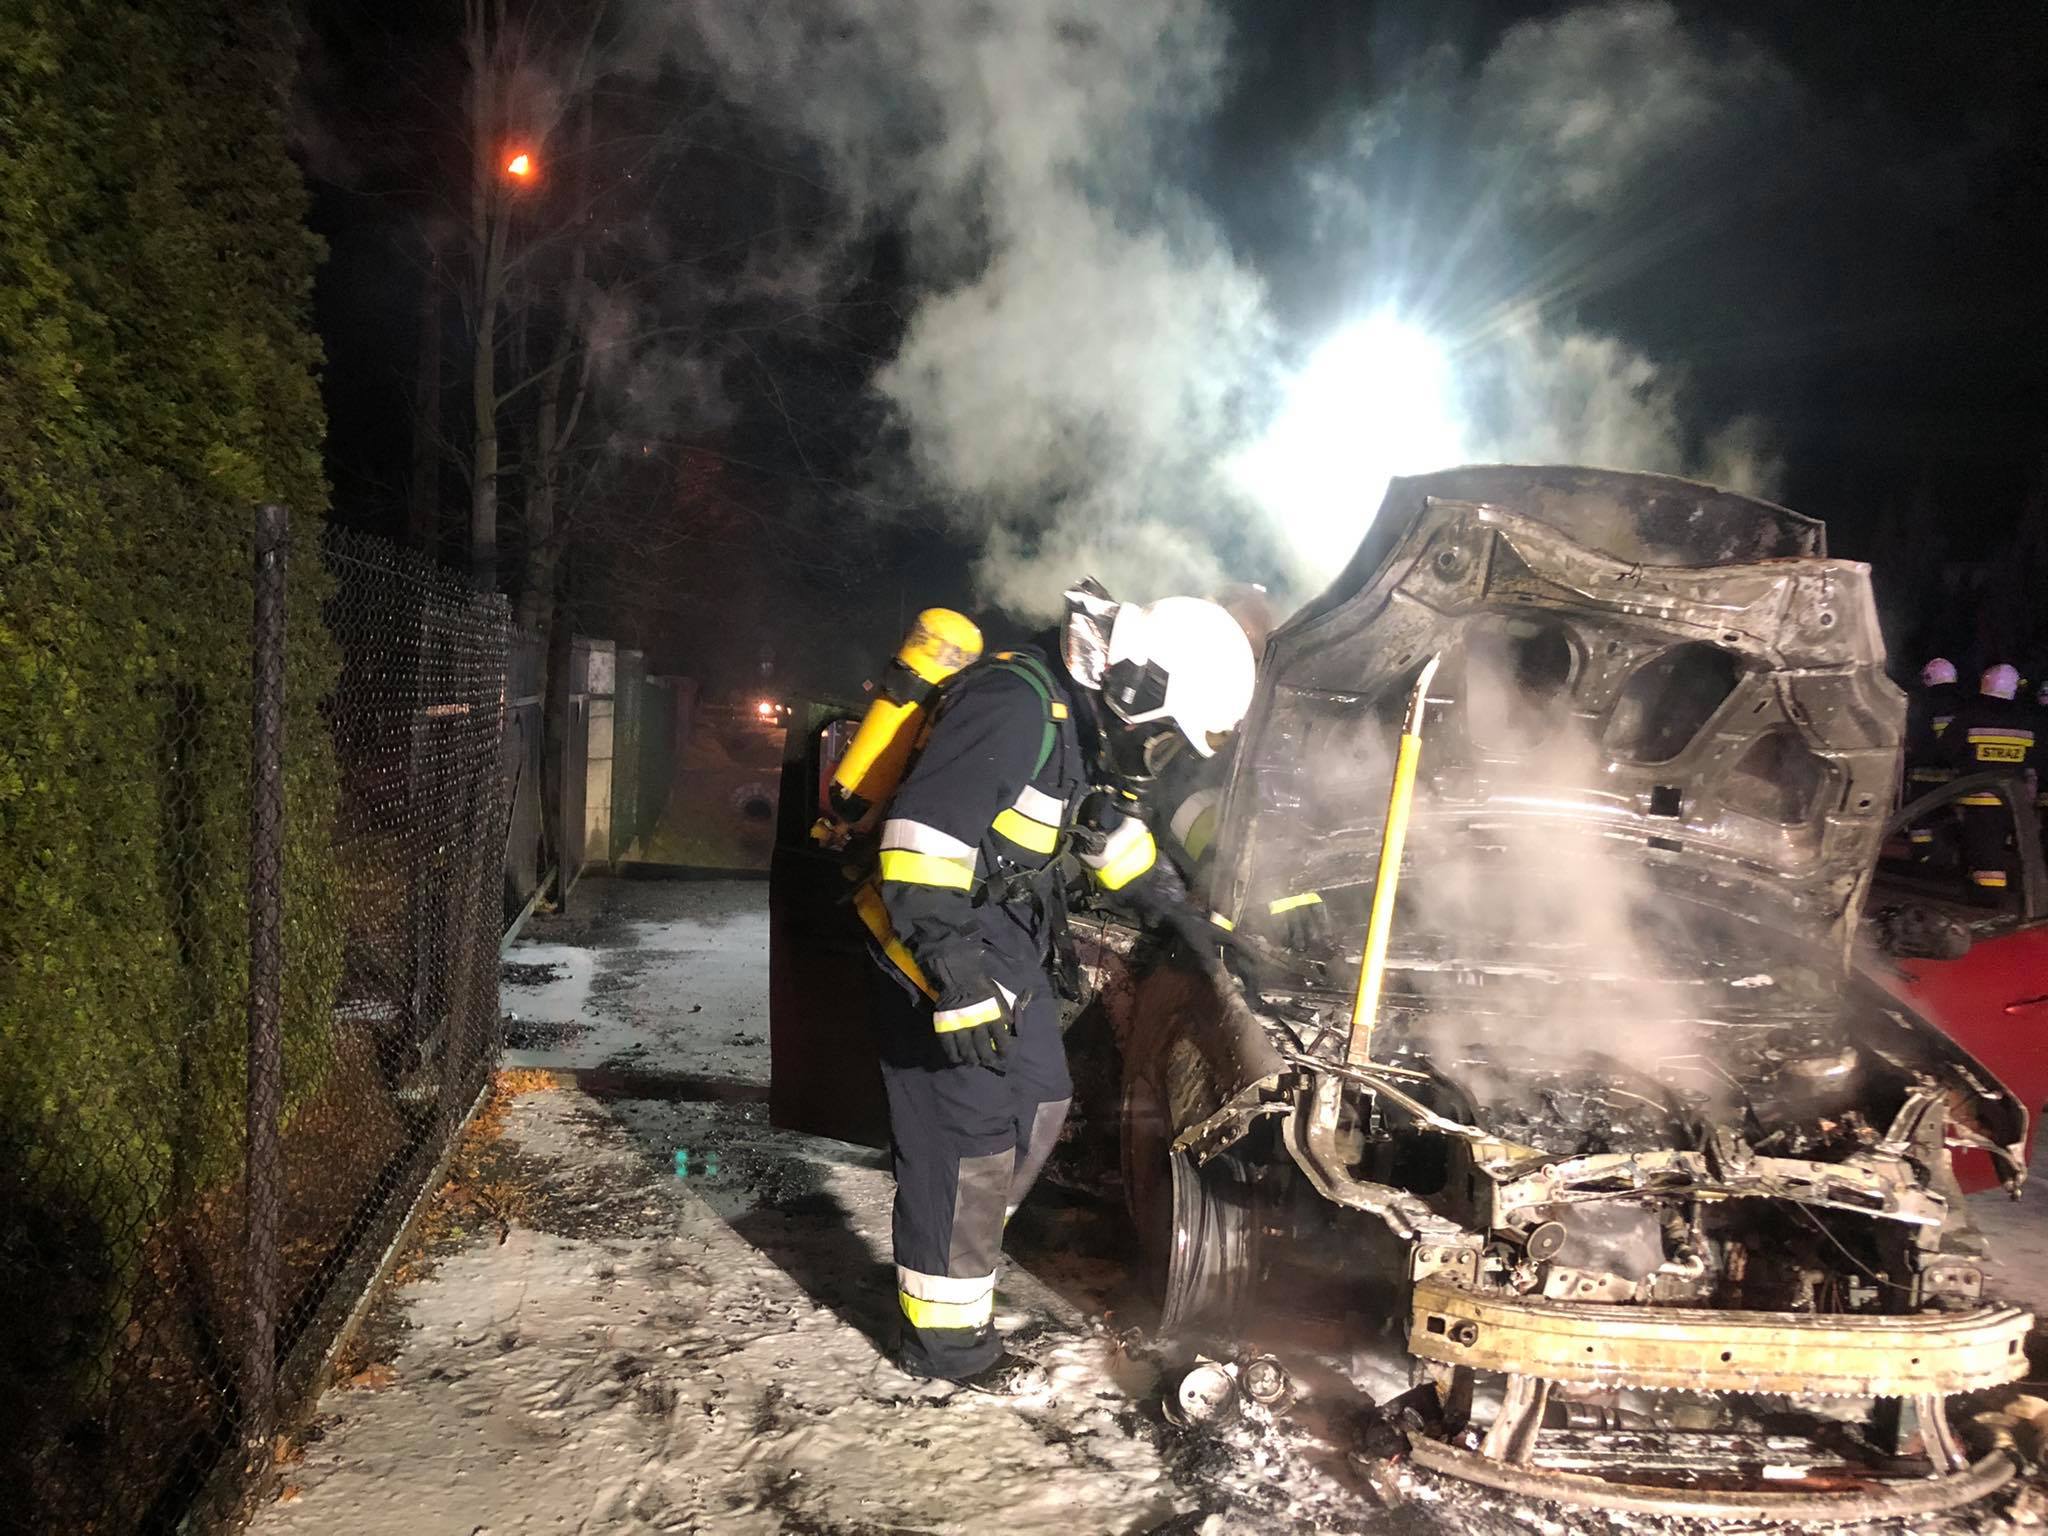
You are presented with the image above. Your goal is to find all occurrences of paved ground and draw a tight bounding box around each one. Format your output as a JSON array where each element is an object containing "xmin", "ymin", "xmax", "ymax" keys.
[{"xmin": 249, "ymin": 876, "xmax": 2048, "ymax": 1536}]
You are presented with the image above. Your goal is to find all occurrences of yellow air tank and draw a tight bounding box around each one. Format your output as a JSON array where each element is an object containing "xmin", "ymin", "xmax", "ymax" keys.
[{"xmin": 816, "ymin": 608, "xmax": 983, "ymax": 841}]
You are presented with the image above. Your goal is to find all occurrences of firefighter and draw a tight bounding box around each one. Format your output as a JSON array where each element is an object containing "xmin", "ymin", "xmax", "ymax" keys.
[
  {"xmin": 1124, "ymin": 584, "xmax": 1343, "ymax": 974},
  {"xmin": 1905, "ymin": 658, "xmax": 1962, "ymax": 792},
  {"xmin": 1903, "ymin": 657, "xmax": 1963, "ymax": 861},
  {"xmin": 1940, "ymin": 663, "xmax": 2041, "ymax": 904},
  {"xmin": 1142, "ymin": 583, "xmax": 1273, "ymax": 895},
  {"xmin": 868, "ymin": 585, "xmax": 1255, "ymax": 1388}
]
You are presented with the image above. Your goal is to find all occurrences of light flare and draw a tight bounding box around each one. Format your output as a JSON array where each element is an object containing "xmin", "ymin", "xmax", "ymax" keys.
[
  {"xmin": 504, "ymin": 152, "xmax": 534, "ymax": 179},
  {"xmin": 1229, "ymin": 312, "xmax": 1467, "ymax": 582}
]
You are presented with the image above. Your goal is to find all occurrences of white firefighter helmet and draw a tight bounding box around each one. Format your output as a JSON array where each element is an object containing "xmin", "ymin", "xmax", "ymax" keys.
[
  {"xmin": 1102, "ymin": 595, "xmax": 1257, "ymax": 757},
  {"xmin": 1982, "ymin": 663, "xmax": 2021, "ymax": 700},
  {"xmin": 1921, "ymin": 657, "xmax": 1957, "ymax": 687}
]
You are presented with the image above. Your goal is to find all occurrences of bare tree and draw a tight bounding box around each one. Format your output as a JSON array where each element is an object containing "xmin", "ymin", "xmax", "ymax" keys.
[
  {"xmin": 461, "ymin": 0, "xmax": 513, "ymax": 589},
  {"xmin": 408, "ymin": 234, "xmax": 444, "ymax": 552},
  {"xmin": 457, "ymin": 0, "xmax": 603, "ymax": 590},
  {"xmin": 516, "ymin": 98, "xmax": 595, "ymax": 633}
]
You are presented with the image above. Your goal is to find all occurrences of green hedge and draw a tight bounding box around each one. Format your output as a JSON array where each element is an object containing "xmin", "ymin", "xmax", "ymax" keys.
[{"xmin": 0, "ymin": 0, "xmax": 341, "ymax": 1398}]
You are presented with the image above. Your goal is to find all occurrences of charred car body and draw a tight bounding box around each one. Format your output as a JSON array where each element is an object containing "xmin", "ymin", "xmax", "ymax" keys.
[{"xmin": 1099, "ymin": 467, "xmax": 2033, "ymax": 1515}]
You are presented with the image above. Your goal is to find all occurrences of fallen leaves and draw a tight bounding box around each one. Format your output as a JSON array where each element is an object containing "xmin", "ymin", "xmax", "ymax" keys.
[{"xmin": 391, "ymin": 1069, "xmax": 553, "ymax": 1284}]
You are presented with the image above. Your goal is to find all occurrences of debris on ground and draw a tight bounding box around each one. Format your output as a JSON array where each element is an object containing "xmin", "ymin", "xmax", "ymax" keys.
[
  {"xmin": 498, "ymin": 960, "xmax": 564, "ymax": 988},
  {"xmin": 380, "ymin": 1068, "xmax": 558, "ymax": 1288},
  {"xmin": 1164, "ymin": 1358, "xmax": 1242, "ymax": 1428},
  {"xmin": 499, "ymin": 1015, "xmax": 591, "ymax": 1051},
  {"xmin": 1978, "ymin": 1396, "xmax": 2048, "ymax": 1466}
]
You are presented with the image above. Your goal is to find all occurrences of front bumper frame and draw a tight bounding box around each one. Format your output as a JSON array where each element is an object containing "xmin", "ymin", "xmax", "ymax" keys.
[
  {"xmin": 1406, "ymin": 1278, "xmax": 2033, "ymax": 1515},
  {"xmin": 1409, "ymin": 1275, "xmax": 2032, "ymax": 1396}
]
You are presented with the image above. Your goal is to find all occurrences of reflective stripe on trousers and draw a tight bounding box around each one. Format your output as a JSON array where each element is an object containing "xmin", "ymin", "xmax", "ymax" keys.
[{"xmin": 896, "ymin": 1265, "xmax": 994, "ymax": 1331}]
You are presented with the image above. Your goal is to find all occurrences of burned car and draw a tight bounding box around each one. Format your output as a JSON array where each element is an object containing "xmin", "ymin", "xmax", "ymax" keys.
[{"xmin": 1099, "ymin": 467, "xmax": 2034, "ymax": 1516}]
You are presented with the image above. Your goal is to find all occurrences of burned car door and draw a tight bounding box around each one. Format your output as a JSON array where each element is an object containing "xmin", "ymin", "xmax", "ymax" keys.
[
  {"xmin": 767, "ymin": 710, "xmax": 891, "ymax": 1148},
  {"xmin": 1868, "ymin": 773, "xmax": 2048, "ymax": 1182}
]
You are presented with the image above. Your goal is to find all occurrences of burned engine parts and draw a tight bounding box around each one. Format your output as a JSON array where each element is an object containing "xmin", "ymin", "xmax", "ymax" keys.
[{"xmin": 1098, "ymin": 469, "xmax": 2039, "ymax": 1515}]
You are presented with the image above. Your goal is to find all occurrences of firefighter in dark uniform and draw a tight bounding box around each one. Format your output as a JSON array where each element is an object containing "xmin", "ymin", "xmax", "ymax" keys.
[
  {"xmin": 1904, "ymin": 657, "xmax": 1963, "ymax": 862},
  {"xmin": 1139, "ymin": 583, "xmax": 1334, "ymax": 961},
  {"xmin": 1904, "ymin": 657, "xmax": 1962, "ymax": 795},
  {"xmin": 870, "ymin": 587, "xmax": 1256, "ymax": 1387},
  {"xmin": 1142, "ymin": 581, "xmax": 1272, "ymax": 897},
  {"xmin": 1940, "ymin": 663, "xmax": 2040, "ymax": 904}
]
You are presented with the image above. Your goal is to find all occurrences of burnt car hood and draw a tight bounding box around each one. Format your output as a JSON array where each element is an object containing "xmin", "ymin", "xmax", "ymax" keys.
[{"xmin": 1217, "ymin": 466, "xmax": 1905, "ymax": 978}]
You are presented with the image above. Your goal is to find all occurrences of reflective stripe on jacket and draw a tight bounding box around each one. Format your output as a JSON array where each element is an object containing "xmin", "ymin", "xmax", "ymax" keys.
[{"xmin": 875, "ymin": 649, "xmax": 1083, "ymax": 992}]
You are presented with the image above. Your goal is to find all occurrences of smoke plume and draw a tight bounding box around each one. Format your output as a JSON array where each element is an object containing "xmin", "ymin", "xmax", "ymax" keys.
[
  {"xmin": 1473, "ymin": 1, "xmax": 1795, "ymax": 215},
  {"xmin": 653, "ymin": 0, "xmax": 1278, "ymax": 613},
  {"xmin": 649, "ymin": 0, "xmax": 1797, "ymax": 618}
]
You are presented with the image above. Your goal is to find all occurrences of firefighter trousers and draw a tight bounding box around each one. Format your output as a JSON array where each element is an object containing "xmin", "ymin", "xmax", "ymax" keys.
[
  {"xmin": 868, "ymin": 959, "xmax": 1072, "ymax": 1379},
  {"xmin": 1960, "ymin": 794, "xmax": 2015, "ymax": 905}
]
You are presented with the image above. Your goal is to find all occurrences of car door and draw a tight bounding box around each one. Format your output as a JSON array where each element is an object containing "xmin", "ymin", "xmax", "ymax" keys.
[
  {"xmin": 1865, "ymin": 773, "xmax": 2048, "ymax": 1185},
  {"xmin": 767, "ymin": 708, "xmax": 892, "ymax": 1149}
]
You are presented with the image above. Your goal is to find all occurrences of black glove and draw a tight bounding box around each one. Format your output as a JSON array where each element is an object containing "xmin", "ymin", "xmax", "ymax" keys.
[
  {"xmin": 928, "ymin": 959, "xmax": 1016, "ymax": 1072},
  {"xmin": 1167, "ymin": 907, "xmax": 1278, "ymax": 992},
  {"xmin": 1269, "ymin": 894, "xmax": 1335, "ymax": 956}
]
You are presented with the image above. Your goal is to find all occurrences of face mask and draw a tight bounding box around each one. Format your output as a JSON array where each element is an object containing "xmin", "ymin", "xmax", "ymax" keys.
[{"xmin": 1090, "ymin": 718, "xmax": 1177, "ymax": 788}]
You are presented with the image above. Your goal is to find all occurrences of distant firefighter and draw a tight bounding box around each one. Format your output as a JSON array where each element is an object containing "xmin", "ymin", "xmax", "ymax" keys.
[{"xmin": 1903, "ymin": 657, "xmax": 1963, "ymax": 859}]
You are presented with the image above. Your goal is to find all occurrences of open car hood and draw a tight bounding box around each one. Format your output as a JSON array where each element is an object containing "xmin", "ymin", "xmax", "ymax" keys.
[{"xmin": 1218, "ymin": 467, "xmax": 1905, "ymax": 974}]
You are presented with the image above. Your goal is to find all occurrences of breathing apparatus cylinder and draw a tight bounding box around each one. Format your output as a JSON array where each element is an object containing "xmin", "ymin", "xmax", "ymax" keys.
[{"xmin": 817, "ymin": 609, "xmax": 983, "ymax": 841}]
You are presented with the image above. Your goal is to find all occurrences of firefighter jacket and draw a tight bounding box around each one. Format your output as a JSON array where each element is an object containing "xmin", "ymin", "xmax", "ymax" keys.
[
  {"xmin": 870, "ymin": 644, "xmax": 1195, "ymax": 1028},
  {"xmin": 1939, "ymin": 693, "xmax": 2043, "ymax": 802},
  {"xmin": 1904, "ymin": 680, "xmax": 1962, "ymax": 794},
  {"xmin": 874, "ymin": 648, "xmax": 1088, "ymax": 1019}
]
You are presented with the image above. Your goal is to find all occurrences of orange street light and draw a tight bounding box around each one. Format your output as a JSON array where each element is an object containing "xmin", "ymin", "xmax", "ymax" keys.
[{"xmin": 505, "ymin": 152, "xmax": 533, "ymax": 179}]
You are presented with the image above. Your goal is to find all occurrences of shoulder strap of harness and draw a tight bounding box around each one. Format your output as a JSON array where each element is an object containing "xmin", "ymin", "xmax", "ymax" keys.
[{"xmin": 974, "ymin": 650, "xmax": 1066, "ymax": 781}]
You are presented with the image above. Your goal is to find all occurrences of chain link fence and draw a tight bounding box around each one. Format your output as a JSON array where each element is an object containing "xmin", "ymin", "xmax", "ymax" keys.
[{"xmin": 0, "ymin": 512, "xmax": 509, "ymax": 1534}]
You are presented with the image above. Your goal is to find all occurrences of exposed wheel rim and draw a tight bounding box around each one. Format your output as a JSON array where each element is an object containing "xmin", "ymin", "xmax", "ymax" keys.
[
  {"xmin": 1120, "ymin": 1053, "xmax": 1256, "ymax": 1332},
  {"xmin": 1163, "ymin": 1150, "xmax": 1256, "ymax": 1332}
]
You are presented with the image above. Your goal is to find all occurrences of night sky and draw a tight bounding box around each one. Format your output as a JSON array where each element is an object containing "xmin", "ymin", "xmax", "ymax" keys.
[
  {"xmin": 301, "ymin": 0, "xmax": 2048, "ymax": 690},
  {"xmin": 1203, "ymin": 1, "xmax": 2048, "ymax": 522}
]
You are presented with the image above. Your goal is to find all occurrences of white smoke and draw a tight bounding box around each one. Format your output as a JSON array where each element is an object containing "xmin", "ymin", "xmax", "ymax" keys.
[
  {"xmin": 1474, "ymin": 1, "xmax": 1795, "ymax": 214},
  {"xmin": 650, "ymin": 0, "xmax": 1276, "ymax": 613},
  {"xmin": 647, "ymin": 0, "xmax": 1794, "ymax": 618},
  {"xmin": 1463, "ymin": 319, "xmax": 1782, "ymax": 499}
]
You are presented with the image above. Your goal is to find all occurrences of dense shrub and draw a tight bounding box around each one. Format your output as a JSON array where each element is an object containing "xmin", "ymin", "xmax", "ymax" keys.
[{"xmin": 0, "ymin": 0, "xmax": 341, "ymax": 1399}]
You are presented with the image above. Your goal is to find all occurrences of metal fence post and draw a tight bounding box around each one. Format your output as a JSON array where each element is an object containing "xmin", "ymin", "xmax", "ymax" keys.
[{"xmin": 244, "ymin": 503, "xmax": 288, "ymax": 1457}]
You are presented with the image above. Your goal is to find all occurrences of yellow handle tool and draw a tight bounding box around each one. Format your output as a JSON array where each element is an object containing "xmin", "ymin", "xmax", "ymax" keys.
[{"xmin": 1346, "ymin": 654, "xmax": 1440, "ymax": 1067}]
